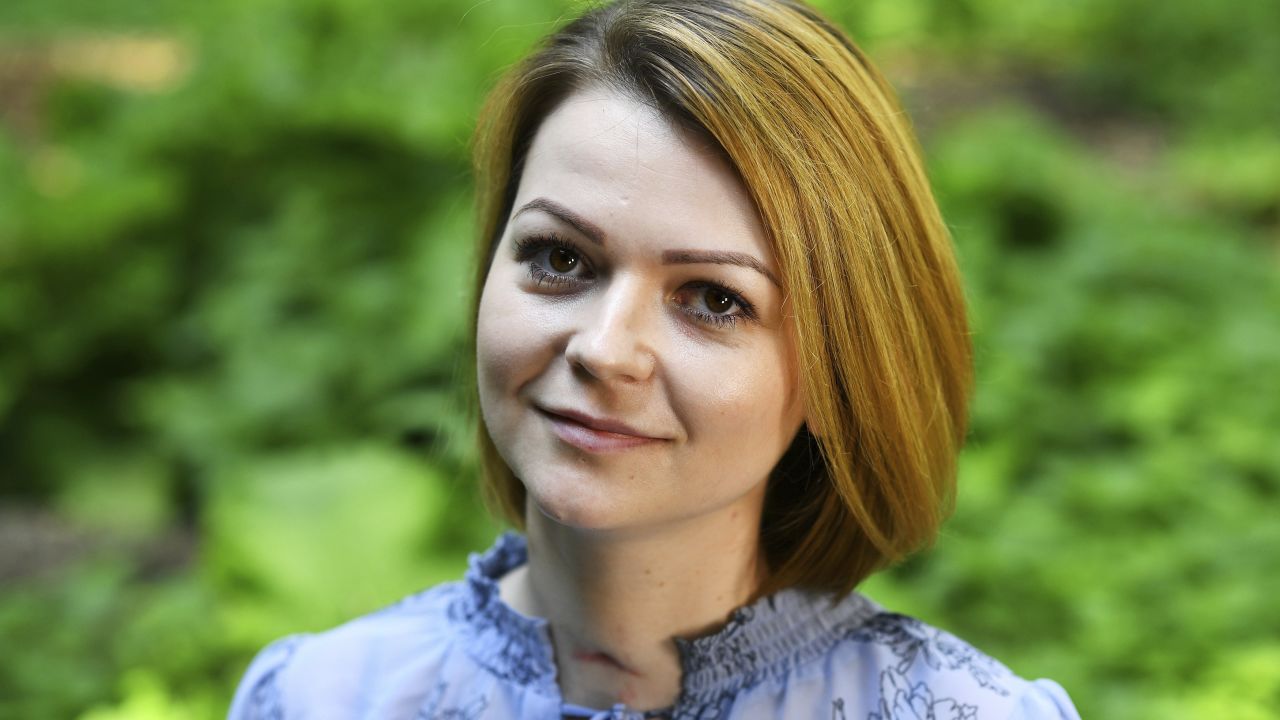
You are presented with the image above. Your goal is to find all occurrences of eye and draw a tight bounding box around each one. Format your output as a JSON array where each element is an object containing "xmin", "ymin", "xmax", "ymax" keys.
[
  {"xmin": 703, "ymin": 287, "xmax": 734, "ymax": 314},
  {"xmin": 674, "ymin": 282, "xmax": 757, "ymax": 329},
  {"xmin": 548, "ymin": 247, "xmax": 579, "ymax": 274},
  {"xmin": 513, "ymin": 234, "xmax": 593, "ymax": 288}
]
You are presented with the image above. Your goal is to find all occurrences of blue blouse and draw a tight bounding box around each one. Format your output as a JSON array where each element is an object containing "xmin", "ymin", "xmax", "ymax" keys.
[{"xmin": 229, "ymin": 533, "xmax": 1080, "ymax": 719}]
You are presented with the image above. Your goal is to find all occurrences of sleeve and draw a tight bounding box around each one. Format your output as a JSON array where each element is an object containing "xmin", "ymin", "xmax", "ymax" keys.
[
  {"xmin": 227, "ymin": 635, "xmax": 309, "ymax": 720},
  {"xmin": 1009, "ymin": 678, "xmax": 1082, "ymax": 720}
]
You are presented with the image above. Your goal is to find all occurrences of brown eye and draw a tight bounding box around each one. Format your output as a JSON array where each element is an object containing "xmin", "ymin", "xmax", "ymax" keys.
[
  {"xmin": 549, "ymin": 247, "xmax": 579, "ymax": 273},
  {"xmin": 704, "ymin": 288, "xmax": 734, "ymax": 313}
]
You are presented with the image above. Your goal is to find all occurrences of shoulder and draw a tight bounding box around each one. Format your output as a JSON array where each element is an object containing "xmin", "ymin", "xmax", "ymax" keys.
[
  {"xmin": 829, "ymin": 610, "xmax": 1081, "ymax": 720},
  {"xmin": 227, "ymin": 581, "xmax": 472, "ymax": 719}
]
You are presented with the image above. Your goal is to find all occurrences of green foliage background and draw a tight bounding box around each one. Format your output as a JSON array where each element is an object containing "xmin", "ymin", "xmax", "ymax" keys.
[{"xmin": 1, "ymin": 0, "xmax": 1277, "ymax": 717}]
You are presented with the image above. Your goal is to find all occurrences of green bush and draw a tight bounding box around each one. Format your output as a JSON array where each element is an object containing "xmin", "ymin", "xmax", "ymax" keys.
[{"xmin": 1, "ymin": 1, "xmax": 1276, "ymax": 718}]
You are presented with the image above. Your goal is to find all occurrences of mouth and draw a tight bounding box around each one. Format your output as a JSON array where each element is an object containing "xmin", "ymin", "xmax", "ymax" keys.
[{"xmin": 535, "ymin": 406, "xmax": 667, "ymax": 453}]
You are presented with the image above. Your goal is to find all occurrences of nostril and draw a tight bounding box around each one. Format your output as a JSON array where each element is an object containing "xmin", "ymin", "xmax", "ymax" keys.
[
  {"xmin": 562, "ymin": 284, "xmax": 660, "ymax": 382},
  {"xmin": 564, "ymin": 330, "xmax": 655, "ymax": 383}
]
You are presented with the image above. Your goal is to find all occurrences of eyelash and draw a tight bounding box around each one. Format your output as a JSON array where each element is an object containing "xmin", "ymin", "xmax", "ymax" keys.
[
  {"xmin": 514, "ymin": 234, "xmax": 590, "ymax": 290},
  {"xmin": 679, "ymin": 275, "xmax": 762, "ymax": 329},
  {"xmin": 511, "ymin": 234, "xmax": 758, "ymax": 329}
]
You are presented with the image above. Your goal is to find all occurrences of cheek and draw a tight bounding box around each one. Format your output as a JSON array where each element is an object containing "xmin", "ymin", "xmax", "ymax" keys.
[
  {"xmin": 476, "ymin": 266, "xmax": 565, "ymax": 406},
  {"xmin": 671, "ymin": 337, "xmax": 802, "ymax": 464},
  {"xmin": 476, "ymin": 271, "xmax": 529, "ymax": 406}
]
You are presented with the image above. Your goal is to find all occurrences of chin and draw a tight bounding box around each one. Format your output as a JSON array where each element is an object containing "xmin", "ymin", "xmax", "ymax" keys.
[
  {"xmin": 524, "ymin": 475, "xmax": 635, "ymax": 531},
  {"xmin": 529, "ymin": 490, "xmax": 616, "ymax": 530}
]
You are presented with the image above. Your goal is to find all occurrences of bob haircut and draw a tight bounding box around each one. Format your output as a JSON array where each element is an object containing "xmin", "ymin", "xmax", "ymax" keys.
[{"xmin": 469, "ymin": 0, "xmax": 972, "ymax": 598}]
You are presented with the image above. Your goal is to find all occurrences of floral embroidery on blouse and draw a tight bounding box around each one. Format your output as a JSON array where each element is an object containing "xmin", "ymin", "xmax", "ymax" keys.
[
  {"xmin": 417, "ymin": 681, "xmax": 488, "ymax": 720},
  {"xmin": 866, "ymin": 667, "xmax": 979, "ymax": 720},
  {"xmin": 847, "ymin": 613, "xmax": 1013, "ymax": 697}
]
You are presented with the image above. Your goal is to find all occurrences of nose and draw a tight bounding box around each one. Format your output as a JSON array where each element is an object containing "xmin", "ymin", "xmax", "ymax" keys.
[{"xmin": 564, "ymin": 277, "xmax": 657, "ymax": 383}]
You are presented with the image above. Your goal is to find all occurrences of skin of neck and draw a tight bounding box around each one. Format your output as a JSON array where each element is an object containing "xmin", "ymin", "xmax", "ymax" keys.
[{"xmin": 498, "ymin": 489, "xmax": 769, "ymax": 711}]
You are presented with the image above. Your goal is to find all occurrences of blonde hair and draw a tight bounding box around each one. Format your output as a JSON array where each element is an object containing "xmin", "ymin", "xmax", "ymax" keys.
[{"xmin": 470, "ymin": 0, "xmax": 972, "ymax": 597}]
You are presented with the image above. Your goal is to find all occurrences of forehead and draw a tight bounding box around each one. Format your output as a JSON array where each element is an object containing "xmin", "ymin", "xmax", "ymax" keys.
[{"xmin": 515, "ymin": 87, "xmax": 772, "ymax": 262}]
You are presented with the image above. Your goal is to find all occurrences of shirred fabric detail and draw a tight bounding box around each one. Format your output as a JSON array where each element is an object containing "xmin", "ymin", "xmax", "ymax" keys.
[{"xmin": 228, "ymin": 532, "xmax": 1082, "ymax": 720}]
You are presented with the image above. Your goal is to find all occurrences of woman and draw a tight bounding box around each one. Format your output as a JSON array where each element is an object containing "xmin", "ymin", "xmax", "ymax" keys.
[{"xmin": 231, "ymin": 1, "xmax": 1080, "ymax": 718}]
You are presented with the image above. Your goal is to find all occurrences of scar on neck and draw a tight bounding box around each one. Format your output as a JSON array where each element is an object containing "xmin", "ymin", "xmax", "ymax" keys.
[{"xmin": 572, "ymin": 649, "xmax": 639, "ymax": 676}]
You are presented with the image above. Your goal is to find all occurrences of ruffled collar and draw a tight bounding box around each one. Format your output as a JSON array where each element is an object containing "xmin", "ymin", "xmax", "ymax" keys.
[
  {"xmin": 448, "ymin": 531, "xmax": 558, "ymax": 695},
  {"xmin": 450, "ymin": 532, "xmax": 881, "ymax": 712}
]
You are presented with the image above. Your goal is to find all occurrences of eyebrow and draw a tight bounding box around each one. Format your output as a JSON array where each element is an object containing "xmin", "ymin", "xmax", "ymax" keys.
[
  {"xmin": 513, "ymin": 198, "xmax": 607, "ymax": 246},
  {"xmin": 661, "ymin": 249, "xmax": 780, "ymax": 288},
  {"xmin": 513, "ymin": 196, "xmax": 780, "ymax": 288}
]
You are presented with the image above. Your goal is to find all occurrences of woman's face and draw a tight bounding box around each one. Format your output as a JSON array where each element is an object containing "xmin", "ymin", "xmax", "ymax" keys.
[{"xmin": 476, "ymin": 87, "xmax": 806, "ymax": 532}]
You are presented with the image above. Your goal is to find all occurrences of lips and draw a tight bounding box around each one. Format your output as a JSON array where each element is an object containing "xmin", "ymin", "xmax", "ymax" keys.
[{"xmin": 535, "ymin": 405, "xmax": 667, "ymax": 453}]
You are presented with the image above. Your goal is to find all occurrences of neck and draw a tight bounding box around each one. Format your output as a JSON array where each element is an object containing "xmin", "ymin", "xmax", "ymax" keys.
[{"xmin": 499, "ymin": 500, "xmax": 767, "ymax": 711}]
